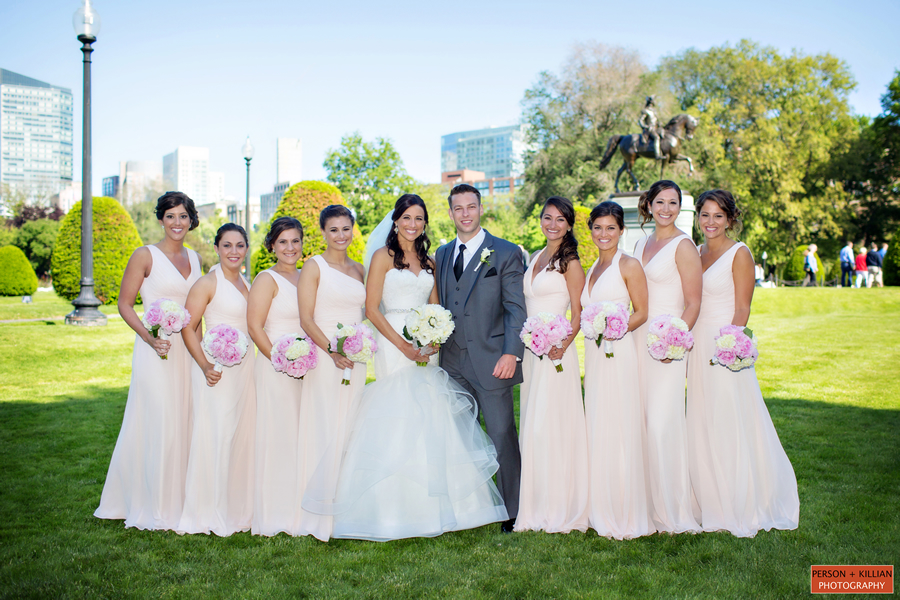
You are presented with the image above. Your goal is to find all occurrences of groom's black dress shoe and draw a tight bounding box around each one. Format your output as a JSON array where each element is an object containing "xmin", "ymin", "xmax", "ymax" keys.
[{"xmin": 500, "ymin": 518, "xmax": 516, "ymax": 533}]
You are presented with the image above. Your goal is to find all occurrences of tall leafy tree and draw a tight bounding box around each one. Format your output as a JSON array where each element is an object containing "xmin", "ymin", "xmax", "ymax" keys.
[
  {"xmin": 14, "ymin": 219, "xmax": 59, "ymax": 278},
  {"xmin": 323, "ymin": 132, "xmax": 415, "ymax": 234}
]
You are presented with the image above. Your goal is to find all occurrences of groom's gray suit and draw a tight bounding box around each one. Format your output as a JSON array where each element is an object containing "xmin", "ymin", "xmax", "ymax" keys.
[{"xmin": 437, "ymin": 229, "xmax": 527, "ymax": 519}]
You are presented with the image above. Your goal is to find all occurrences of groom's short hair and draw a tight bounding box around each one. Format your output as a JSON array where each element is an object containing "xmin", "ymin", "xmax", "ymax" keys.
[{"xmin": 448, "ymin": 183, "xmax": 481, "ymax": 206}]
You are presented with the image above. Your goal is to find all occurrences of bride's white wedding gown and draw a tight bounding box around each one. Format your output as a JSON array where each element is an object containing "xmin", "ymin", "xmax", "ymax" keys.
[{"xmin": 302, "ymin": 268, "xmax": 509, "ymax": 541}]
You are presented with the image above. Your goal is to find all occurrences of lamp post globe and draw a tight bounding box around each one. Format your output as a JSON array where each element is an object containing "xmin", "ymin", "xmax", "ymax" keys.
[
  {"xmin": 241, "ymin": 136, "xmax": 255, "ymax": 278},
  {"xmin": 66, "ymin": 0, "xmax": 107, "ymax": 326}
]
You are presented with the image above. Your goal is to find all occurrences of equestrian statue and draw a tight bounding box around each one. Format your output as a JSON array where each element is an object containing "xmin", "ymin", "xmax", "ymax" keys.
[{"xmin": 598, "ymin": 96, "xmax": 699, "ymax": 192}]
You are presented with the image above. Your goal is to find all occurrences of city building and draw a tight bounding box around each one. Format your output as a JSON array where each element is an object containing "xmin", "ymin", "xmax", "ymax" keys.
[
  {"xmin": 51, "ymin": 180, "xmax": 81, "ymax": 213},
  {"xmin": 277, "ymin": 138, "xmax": 302, "ymax": 185},
  {"xmin": 119, "ymin": 160, "xmax": 163, "ymax": 205},
  {"xmin": 227, "ymin": 196, "xmax": 261, "ymax": 230},
  {"xmin": 208, "ymin": 171, "xmax": 225, "ymax": 203},
  {"xmin": 196, "ymin": 198, "xmax": 234, "ymax": 221},
  {"xmin": 163, "ymin": 146, "xmax": 209, "ymax": 205},
  {"xmin": 260, "ymin": 181, "xmax": 290, "ymax": 225},
  {"xmin": 441, "ymin": 169, "xmax": 524, "ymax": 202},
  {"xmin": 101, "ymin": 175, "xmax": 119, "ymax": 198},
  {"xmin": 0, "ymin": 68, "xmax": 74, "ymax": 199},
  {"xmin": 440, "ymin": 125, "xmax": 525, "ymax": 180}
]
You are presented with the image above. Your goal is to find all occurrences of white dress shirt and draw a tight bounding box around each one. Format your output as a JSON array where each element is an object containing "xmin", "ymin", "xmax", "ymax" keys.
[{"xmin": 452, "ymin": 228, "xmax": 486, "ymax": 272}]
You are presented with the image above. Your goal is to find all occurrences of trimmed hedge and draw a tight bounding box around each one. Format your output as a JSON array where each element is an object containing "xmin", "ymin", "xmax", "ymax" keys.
[
  {"xmin": 784, "ymin": 245, "xmax": 825, "ymax": 282},
  {"xmin": 252, "ymin": 181, "xmax": 365, "ymax": 279},
  {"xmin": 572, "ymin": 205, "xmax": 597, "ymax": 274},
  {"xmin": 884, "ymin": 236, "xmax": 900, "ymax": 286},
  {"xmin": 51, "ymin": 196, "xmax": 143, "ymax": 305},
  {"xmin": 0, "ymin": 245, "xmax": 39, "ymax": 296}
]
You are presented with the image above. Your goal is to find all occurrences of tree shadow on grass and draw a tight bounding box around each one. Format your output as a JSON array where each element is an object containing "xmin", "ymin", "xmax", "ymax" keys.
[{"xmin": 0, "ymin": 392, "xmax": 897, "ymax": 598}]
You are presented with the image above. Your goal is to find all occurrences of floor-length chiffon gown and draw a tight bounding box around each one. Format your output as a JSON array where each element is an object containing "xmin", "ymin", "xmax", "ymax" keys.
[
  {"xmin": 252, "ymin": 269, "xmax": 304, "ymax": 537},
  {"xmin": 581, "ymin": 251, "xmax": 655, "ymax": 539},
  {"xmin": 177, "ymin": 265, "xmax": 255, "ymax": 536},
  {"xmin": 515, "ymin": 253, "xmax": 589, "ymax": 533},
  {"xmin": 633, "ymin": 234, "xmax": 700, "ymax": 533},
  {"xmin": 686, "ymin": 242, "xmax": 799, "ymax": 536},
  {"xmin": 303, "ymin": 268, "xmax": 509, "ymax": 541},
  {"xmin": 294, "ymin": 255, "xmax": 367, "ymax": 541},
  {"xmin": 94, "ymin": 245, "xmax": 201, "ymax": 530}
]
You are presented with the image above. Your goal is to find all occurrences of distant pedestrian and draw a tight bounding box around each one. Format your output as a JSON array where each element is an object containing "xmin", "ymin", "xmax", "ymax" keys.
[
  {"xmin": 754, "ymin": 263, "xmax": 764, "ymax": 286},
  {"xmin": 879, "ymin": 243, "xmax": 888, "ymax": 260},
  {"xmin": 803, "ymin": 244, "xmax": 819, "ymax": 287},
  {"xmin": 839, "ymin": 240, "xmax": 854, "ymax": 287},
  {"xmin": 866, "ymin": 243, "xmax": 883, "ymax": 288},
  {"xmin": 855, "ymin": 247, "xmax": 868, "ymax": 288}
]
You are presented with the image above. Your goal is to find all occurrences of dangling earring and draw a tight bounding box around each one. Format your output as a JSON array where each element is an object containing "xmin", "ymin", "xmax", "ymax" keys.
[{"xmin": 394, "ymin": 225, "xmax": 399, "ymax": 233}]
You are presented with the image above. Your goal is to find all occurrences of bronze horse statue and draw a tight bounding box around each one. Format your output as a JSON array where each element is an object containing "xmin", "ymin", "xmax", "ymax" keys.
[{"xmin": 598, "ymin": 114, "xmax": 699, "ymax": 192}]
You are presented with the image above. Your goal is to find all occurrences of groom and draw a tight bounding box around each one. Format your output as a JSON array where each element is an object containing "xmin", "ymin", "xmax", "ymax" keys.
[{"xmin": 437, "ymin": 183, "xmax": 527, "ymax": 533}]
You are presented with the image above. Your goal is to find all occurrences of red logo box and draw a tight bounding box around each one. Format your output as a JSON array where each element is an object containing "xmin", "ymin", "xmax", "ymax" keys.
[{"xmin": 811, "ymin": 566, "xmax": 894, "ymax": 594}]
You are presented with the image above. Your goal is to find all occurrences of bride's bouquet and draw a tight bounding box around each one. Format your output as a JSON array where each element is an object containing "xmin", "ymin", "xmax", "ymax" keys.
[
  {"xmin": 520, "ymin": 312, "xmax": 573, "ymax": 372},
  {"xmin": 709, "ymin": 325, "xmax": 758, "ymax": 371},
  {"xmin": 271, "ymin": 333, "xmax": 318, "ymax": 379},
  {"xmin": 580, "ymin": 301, "xmax": 630, "ymax": 358},
  {"xmin": 201, "ymin": 324, "xmax": 250, "ymax": 372},
  {"xmin": 329, "ymin": 322, "xmax": 378, "ymax": 385},
  {"xmin": 141, "ymin": 298, "xmax": 192, "ymax": 359},
  {"xmin": 646, "ymin": 314, "xmax": 694, "ymax": 362},
  {"xmin": 403, "ymin": 304, "xmax": 455, "ymax": 366}
]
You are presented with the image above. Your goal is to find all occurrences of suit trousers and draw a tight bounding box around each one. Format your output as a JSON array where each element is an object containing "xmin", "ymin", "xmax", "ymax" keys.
[{"xmin": 441, "ymin": 340, "xmax": 521, "ymax": 519}]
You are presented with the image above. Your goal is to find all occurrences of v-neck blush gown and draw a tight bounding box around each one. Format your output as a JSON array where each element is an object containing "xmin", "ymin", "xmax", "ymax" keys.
[
  {"xmin": 633, "ymin": 234, "xmax": 700, "ymax": 534},
  {"xmin": 252, "ymin": 269, "xmax": 305, "ymax": 537},
  {"xmin": 686, "ymin": 242, "xmax": 799, "ymax": 536},
  {"xmin": 515, "ymin": 253, "xmax": 589, "ymax": 533},
  {"xmin": 294, "ymin": 255, "xmax": 367, "ymax": 541},
  {"xmin": 581, "ymin": 251, "xmax": 655, "ymax": 539},
  {"xmin": 95, "ymin": 245, "xmax": 201, "ymax": 530},
  {"xmin": 177, "ymin": 265, "xmax": 255, "ymax": 536}
]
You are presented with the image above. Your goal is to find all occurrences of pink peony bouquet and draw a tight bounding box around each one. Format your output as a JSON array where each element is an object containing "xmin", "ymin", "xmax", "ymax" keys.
[
  {"xmin": 201, "ymin": 324, "xmax": 250, "ymax": 372},
  {"xmin": 141, "ymin": 298, "xmax": 191, "ymax": 359},
  {"xmin": 646, "ymin": 314, "xmax": 694, "ymax": 362},
  {"xmin": 271, "ymin": 333, "xmax": 319, "ymax": 379},
  {"xmin": 580, "ymin": 301, "xmax": 630, "ymax": 358},
  {"xmin": 519, "ymin": 312, "xmax": 573, "ymax": 372},
  {"xmin": 709, "ymin": 325, "xmax": 758, "ymax": 372},
  {"xmin": 328, "ymin": 322, "xmax": 378, "ymax": 385}
]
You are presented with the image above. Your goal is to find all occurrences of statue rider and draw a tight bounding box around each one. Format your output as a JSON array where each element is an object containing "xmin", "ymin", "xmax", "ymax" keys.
[{"xmin": 638, "ymin": 96, "xmax": 664, "ymax": 160}]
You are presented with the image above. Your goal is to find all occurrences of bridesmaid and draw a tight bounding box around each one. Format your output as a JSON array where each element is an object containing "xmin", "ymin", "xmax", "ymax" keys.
[
  {"xmin": 581, "ymin": 201, "xmax": 654, "ymax": 539},
  {"xmin": 95, "ymin": 191, "xmax": 202, "ymax": 530},
  {"xmin": 177, "ymin": 223, "xmax": 255, "ymax": 536},
  {"xmin": 247, "ymin": 217, "xmax": 305, "ymax": 536},
  {"xmin": 686, "ymin": 190, "xmax": 799, "ymax": 536},
  {"xmin": 515, "ymin": 196, "xmax": 589, "ymax": 533},
  {"xmin": 295, "ymin": 205, "xmax": 367, "ymax": 541},
  {"xmin": 632, "ymin": 180, "xmax": 702, "ymax": 534}
]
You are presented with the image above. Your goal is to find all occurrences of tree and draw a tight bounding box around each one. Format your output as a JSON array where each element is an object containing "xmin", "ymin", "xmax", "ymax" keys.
[
  {"xmin": 51, "ymin": 197, "xmax": 143, "ymax": 305},
  {"xmin": 13, "ymin": 219, "xmax": 60, "ymax": 278},
  {"xmin": 323, "ymin": 132, "xmax": 415, "ymax": 234},
  {"xmin": 519, "ymin": 43, "xmax": 667, "ymax": 213},
  {"xmin": 661, "ymin": 40, "xmax": 858, "ymax": 266}
]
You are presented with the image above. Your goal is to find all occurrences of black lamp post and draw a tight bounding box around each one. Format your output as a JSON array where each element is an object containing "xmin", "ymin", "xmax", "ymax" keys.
[
  {"xmin": 241, "ymin": 136, "xmax": 254, "ymax": 277},
  {"xmin": 66, "ymin": 0, "xmax": 107, "ymax": 326}
]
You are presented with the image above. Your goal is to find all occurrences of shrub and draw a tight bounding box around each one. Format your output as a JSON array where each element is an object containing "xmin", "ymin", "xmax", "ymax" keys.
[
  {"xmin": 784, "ymin": 245, "xmax": 825, "ymax": 282},
  {"xmin": 252, "ymin": 181, "xmax": 365, "ymax": 278},
  {"xmin": 572, "ymin": 205, "xmax": 597, "ymax": 274},
  {"xmin": 884, "ymin": 236, "xmax": 900, "ymax": 286},
  {"xmin": 0, "ymin": 245, "xmax": 39, "ymax": 296},
  {"xmin": 51, "ymin": 196, "xmax": 143, "ymax": 305},
  {"xmin": 14, "ymin": 218, "xmax": 60, "ymax": 278}
]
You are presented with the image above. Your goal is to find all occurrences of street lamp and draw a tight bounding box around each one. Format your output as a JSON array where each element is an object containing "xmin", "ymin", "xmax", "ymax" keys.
[
  {"xmin": 66, "ymin": 0, "xmax": 107, "ymax": 326},
  {"xmin": 762, "ymin": 251, "xmax": 768, "ymax": 279},
  {"xmin": 241, "ymin": 136, "xmax": 254, "ymax": 278}
]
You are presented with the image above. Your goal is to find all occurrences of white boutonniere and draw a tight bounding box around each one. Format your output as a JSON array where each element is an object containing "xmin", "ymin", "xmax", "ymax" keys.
[{"xmin": 475, "ymin": 248, "xmax": 494, "ymax": 272}]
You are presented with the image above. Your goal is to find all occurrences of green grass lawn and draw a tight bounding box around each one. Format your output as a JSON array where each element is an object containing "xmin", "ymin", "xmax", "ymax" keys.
[
  {"xmin": 1, "ymin": 288, "xmax": 898, "ymax": 598},
  {"xmin": 0, "ymin": 292, "xmax": 119, "ymax": 322}
]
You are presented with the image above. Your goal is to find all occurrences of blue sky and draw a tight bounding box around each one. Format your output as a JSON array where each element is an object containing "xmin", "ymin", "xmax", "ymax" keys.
[{"xmin": 2, "ymin": 0, "xmax": 898, "ymax": 201}]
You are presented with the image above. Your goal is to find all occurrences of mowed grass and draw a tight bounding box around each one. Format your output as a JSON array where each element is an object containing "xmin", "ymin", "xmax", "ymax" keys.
[
  {"xmin": 0, "ymin": 288, "xmax": 898, "ymax": 598},
  {"xmin": 0, "ymin": 293, "xmax": 118, "ymax": 322}
]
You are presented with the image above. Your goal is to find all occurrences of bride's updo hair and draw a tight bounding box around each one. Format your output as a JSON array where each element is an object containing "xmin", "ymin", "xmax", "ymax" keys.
[{"xmin": 386, "ymin": 194, "xmax": 433, "ymax": 273}]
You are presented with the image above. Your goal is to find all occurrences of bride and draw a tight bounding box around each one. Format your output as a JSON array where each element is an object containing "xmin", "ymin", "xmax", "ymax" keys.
[{"xmin": 302, "ymin": 193, "xmax": 509, "ymax": 541}]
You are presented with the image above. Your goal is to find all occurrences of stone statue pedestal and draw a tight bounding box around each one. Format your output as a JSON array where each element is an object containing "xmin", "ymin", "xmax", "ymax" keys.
[{"xmin": 608, "ymin": 191, "xmax": 695, "ymax": 254}]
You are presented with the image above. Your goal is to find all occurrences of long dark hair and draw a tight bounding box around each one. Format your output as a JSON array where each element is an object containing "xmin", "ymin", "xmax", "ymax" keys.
[
  {"xmin": 541, "ymin": 196, "xmax": 578, "ymax": 274},
  {"xmin": 386, "ymin": 194, "xmax": 432, "ymax": 273},
  {"xmin": 637, "ymin": 180, "xmax": 682, "ymax": 228},
  {"xmin": 214, "ymin": 222, "xmax": 248, "ymax": 246}
]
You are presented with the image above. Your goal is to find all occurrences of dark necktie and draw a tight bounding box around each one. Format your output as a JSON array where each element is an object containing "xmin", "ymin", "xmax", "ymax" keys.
[{"xmin": 454, "ymin": 244, "xmax": 466, "ymax": 281}]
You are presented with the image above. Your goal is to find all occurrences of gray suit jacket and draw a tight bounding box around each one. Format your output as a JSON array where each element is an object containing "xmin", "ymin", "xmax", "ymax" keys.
[{"xmin": 437, "ymin": 230, "xmax": 527, "ymax": 391}]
